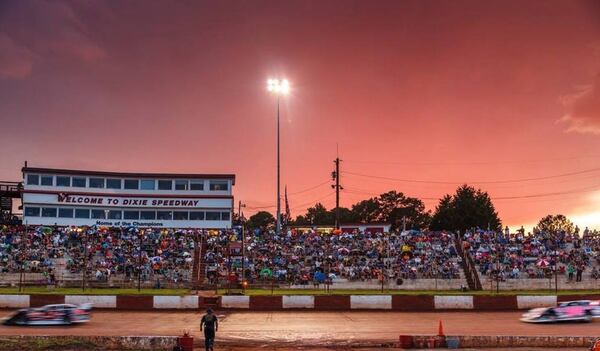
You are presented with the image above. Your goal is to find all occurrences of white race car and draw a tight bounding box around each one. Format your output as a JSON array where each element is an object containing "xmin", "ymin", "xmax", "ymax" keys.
[
  {"xmin": 3, "ymin": 303, "xmax": 92, "ymax": 326},
  {"xmin": 521, "ymin": 301, "xmax": 596, "ymax": 323}
]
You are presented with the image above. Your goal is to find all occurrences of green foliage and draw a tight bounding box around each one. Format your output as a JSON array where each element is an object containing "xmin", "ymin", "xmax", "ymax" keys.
[
  {"xmin": 430, "ymin": 184, "xmax": 501, "ymax": 233},
  {"xmin": 534, "ymin": 214, "xmax": 575, "ymax": 234},
  {"xmin": 247, "ymin": 211, "xmax": 276, "ymax": 230},
  {"xmin": 291, "ymin": 191, "xmax": 430, "ymax": 230},
  {"xmin": 351, "ymin": 191, "xmax": 430, "ymax": 230}
]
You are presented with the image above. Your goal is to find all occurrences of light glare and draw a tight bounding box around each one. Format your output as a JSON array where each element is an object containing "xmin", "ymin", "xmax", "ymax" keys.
[{"xmin": 266, "ymin": 78, "xmax": 290, "ymax": 95}]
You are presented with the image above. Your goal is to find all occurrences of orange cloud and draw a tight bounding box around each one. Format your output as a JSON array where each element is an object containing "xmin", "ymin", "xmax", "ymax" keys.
[{"xmin": 560, "ymin": 73, "xmax": 600, "ymax": 135}]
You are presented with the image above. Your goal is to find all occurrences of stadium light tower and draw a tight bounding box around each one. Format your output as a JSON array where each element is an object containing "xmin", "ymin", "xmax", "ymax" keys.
[{"xmin": 267, "ymin": 78, "xmax": 289, "ymax": 235}]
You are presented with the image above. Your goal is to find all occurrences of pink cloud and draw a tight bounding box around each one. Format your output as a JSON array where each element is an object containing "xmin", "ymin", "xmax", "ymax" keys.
[
  {"xmin": 560, "ymin": 73, "xmax": 600, "ymax": 135},
  {"xmin": 0, "ymin": 32, "xmax": 33, "ymax": 79}
]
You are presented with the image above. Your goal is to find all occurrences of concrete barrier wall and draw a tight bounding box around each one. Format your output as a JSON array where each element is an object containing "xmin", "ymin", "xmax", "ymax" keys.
[
  {"xmin": 350, "ymin": 295, "xmax": 392, "ymax": 309},
  {"xmin": 473, "ymin": 295, "xmax": 518, "ymax": 310},
  {"xmin": 517, "ymin": 295, "xmax": 557, "ymax": 309},
  {"xmin": 220, "ymin": 295, "xmax": 249, "ymax": 309},
  {"xmin": 411, "ymin": 335, "xmax": 597, "ymax": 348},
  {"xmin": 153, "ymin": 296, "xmax": 199, "ymax": 309},
  {"xmin": 249, "ymin": 296, "xmax": 283, "ymax": 310},
  {"xmin": 116, "ymin": 296, "xmax": 154, "ymax": 310},
  {"xmin": 434, "ymin": 295, "xmax": 474, "ymax": 309},
  {"xmin": 282, "ymin": 295, "xmax": 314, "ymax": 309},
  {"xmin": 0, "ymin": 294, "xmax": 29, "ymax": 308},
  {"xmin": 314, "ymin": 295, "xmax": 351, "ymax": 310},
  {"xmin": 30, "ymin": 294, "xmax": 65, "ymax": 307},
  {"xmin": 0, "ymin": 294, "xmax": 569, "ymax": 311},
  {"xmin": 65, "ymin": 295, "xmax": 117, "ymax": 308},
  {"xmin": 392, "ymin": 295, "xmax": 435, "ymax": 311}
]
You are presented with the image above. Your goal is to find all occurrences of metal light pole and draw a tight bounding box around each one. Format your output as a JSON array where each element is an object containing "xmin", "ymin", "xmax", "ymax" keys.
[{"xmin": 267, "ymin": 78, "xmax": 289, "ymax": 236}]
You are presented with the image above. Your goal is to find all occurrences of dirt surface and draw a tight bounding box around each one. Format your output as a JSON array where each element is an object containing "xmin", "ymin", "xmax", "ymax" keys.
[{"xmin": 0, "ymin": 310, "xmax": 597, "ymax": 345}]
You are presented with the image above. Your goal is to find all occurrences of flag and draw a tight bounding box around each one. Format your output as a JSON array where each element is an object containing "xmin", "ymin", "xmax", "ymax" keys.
[{"xmin": 284, "ymin": 185, "xmax": 291, "ymax": 226}]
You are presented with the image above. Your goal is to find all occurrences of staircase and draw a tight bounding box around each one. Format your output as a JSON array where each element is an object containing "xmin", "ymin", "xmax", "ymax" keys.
[
  {"xmin": 191, "ymin": 233, "xmax": 207, "ymax": 290},
  {"xmin": 454, "ymin": 233, "xmax": 482, "ymax": 290}
]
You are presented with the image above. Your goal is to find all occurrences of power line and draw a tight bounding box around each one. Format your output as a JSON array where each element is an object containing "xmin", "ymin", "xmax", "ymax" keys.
[
  {"xmin": 290, "ymin": 192, "xmax": 336, "ymax": 211},
  {"xmin": 287, "ymin": 180, "xmax": 331, "ymax": 196},
  {"xmin": 344, "ymin": 155, "xmax": 600, "ymax": 166},
  {"xmin": 343, "ymin": 166, "xmax": 600, "ymax": 185}
]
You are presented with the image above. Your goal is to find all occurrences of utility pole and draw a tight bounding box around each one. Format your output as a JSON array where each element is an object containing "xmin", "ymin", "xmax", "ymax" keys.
[
  {"xmin": 238, "ymin": 201, "xmax": 246, "ymax": 287},
  {"xmin": 331, "ymin": 157, "xmax": 343, "ymax": 229}
]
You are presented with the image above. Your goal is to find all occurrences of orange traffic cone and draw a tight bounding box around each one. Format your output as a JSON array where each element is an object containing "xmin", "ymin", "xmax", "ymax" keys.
[{"xmin": 438, "ymin": 320, "xmax": 445, "ymax": 337}]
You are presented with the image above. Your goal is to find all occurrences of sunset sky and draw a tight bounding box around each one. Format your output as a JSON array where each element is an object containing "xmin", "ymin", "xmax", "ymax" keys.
[{"xmin": 1, "ymin": 0, "xmax": 599, "ymax": 230}]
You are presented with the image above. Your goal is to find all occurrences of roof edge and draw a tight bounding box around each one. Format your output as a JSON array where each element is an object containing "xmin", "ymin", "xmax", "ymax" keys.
[{"xmin": 22, "ymin": 167, "xmax": 236, "ymax": 184}]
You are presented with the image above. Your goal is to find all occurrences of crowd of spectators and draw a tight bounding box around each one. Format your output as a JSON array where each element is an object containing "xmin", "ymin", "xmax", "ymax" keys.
[
  {"xmin": 204, "ymin": 228, "xmax": 462, "ymax": 285},
  {"xmin": 0, "ymin": 225, "xmax": 196, "ymax": 285},
  {"xmin": 464, "ymin": 227, "xmax": 600, "ymax": 282}
]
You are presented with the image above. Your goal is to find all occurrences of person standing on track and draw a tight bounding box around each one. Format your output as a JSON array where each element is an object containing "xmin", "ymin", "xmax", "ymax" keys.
[{"xmin": 200, "ymin": 308, "xmax": 218, "ymax": 351}]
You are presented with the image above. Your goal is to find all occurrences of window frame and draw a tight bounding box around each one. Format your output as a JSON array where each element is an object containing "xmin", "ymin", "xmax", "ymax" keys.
[
  {"xmin": 24, "ymin": 206, "xmax": 41, "ymax": 217},
  {"xmin": 106, "ymin": 178, "xmax": 122, "ymax": 189},
  {"xmin": 140, "ymin": 179, "xmax": 155, "ymax": 190},
  {"xmin": 58, "ymin": 208, "xmax": 74, "ymax": 218},
  {"xmin": 157, "ymin": 179, "xmax": 173, "ymax": 190},
  {"xmin": 40, "ymin": 175, "xmax": 54, "ymax": 186},
  {"xmin": 26, "ymin": 174, "xmax": 40, "ymax": 185},
  {"xmin": 41, "ymin": 207, "xmax": 57, "ymax": 217},
  {"xmin": 89, "ymin": 177, "xmax": 105, "ymax": 188},
  {"xmin": 75, "ymin": 209, "xmax": 91, "ymax": 219},
  {"xmin": 56, "ymin": 176, "xmax": 71, "ymax": 187},
  {"xmin": 209, "ymin": 180, "xmax": 229, "ymax": 191},
  {"xmin": 124, "ymin": 179, "xmax": 139, "ymax": 190},
  {"xmin": 72, "ymin": 177, "xmax": 87, "ymax": 187}
]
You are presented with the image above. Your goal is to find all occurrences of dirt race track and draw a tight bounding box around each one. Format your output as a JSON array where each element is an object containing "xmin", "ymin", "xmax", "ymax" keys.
[{"xmin": 0, "ymin": 310, "xmax": 598, "ymax": 345}]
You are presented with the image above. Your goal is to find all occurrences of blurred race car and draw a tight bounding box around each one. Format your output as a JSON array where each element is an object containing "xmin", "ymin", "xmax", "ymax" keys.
[
  {"xmin": 521, "ymin": 301, "xmax": 595, "ymax": 323},
  {"xmin": 3, "ymin": 303, "xmax": 92, "ymax": 326},
  {"xmin": 558, "ymin": 300, "xmax": 600, "ymax": 318}
]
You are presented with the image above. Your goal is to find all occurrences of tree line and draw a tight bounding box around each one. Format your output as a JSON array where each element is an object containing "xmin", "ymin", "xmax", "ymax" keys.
[{"xmin": 244, "ymin": 184, "xmax": 578, "ymax": 234}]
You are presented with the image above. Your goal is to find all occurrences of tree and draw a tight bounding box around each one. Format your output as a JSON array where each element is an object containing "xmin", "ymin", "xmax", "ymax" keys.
[
  {"xmin": 430, "ymin": 184, "xmax": 501, "ymax": 233},
  {"xmin": 534, "ymin": 214, "xmax": 575, "ymax": 234},
  {"xmin": 246, "ymin": 211, "xmax": 275, "ymax": 231},
  {"xmin": 351, "ymin": 191, "xmax": 431, "ymax": 230}
]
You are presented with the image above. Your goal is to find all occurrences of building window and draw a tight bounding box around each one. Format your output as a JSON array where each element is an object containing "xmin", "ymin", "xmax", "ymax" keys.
[
  {"xmin": 158, "ymin": 180, "xmax": 173, "ymax": 190},
  {"xmin": 190, "ymin": 180, "xmax": 204, "ymax": 190},
  {"xmin": 56, "ymin": 176, "xmax": 71, "ymax": 187},
  {"xmin": 26, "ymin": 174, "xmax": 39, "ymax": 185},
  {"xmin": 24, "ymin": 207, "xmax": 40, "ymax": 217},
  {"xmin": 140, "ymin": 211, "xmax": 156, "ymax": 220},
  {"xmin": 124, "ymin": 179, "xmax": 139, "ymax": 190},
  {"xmin": 41, "ymin": 208, "xmax": 57, "ymax": 217},
  {"xmin": 140, "ymin": 179, "xmax": 155, "ymax": 190},
  {"xmin": 124, "ymin": 210, "xmax": 139, "ymax": 220},
  {"xmin": 91, "ymin": 209, "xmax": 106, "ymax": 219},
  {"xmin": 106, "ymin": 178, "xmax": 122, "ymax": 189},
  {"xmin": 175, "ymin": 180, "xmax": 189, "ymax": 190},
  {"xmin": 173, "ymin": 211, "xmax": 189, "ymax": 220},
  {"xmin": 72, "ymin": 177, "xmax": 86, "ymax": 187},
  {"xmin": 221, "ymin": 211, "xmax": 231, "ymax": 221},
  {"xmin": 190, "ymin": 211, "xmax": 205, "ymax": 220},
  {"xmin": 108, "ymin": 210, "xmax": 122, "ymax": 219},
  {"xmin": 89, "ymin": 178, "xmax": 105, "ymax": 188},
  {"xmin": 41, "ymin": 175, "xmax": 54, "ymax": 186},
  {"xmin": 206, "ymin": 212, "xmax": 220, "ymax": 221},
  {"xmin": 157, "ymin": 211, "xmax": 172, "ymax": 220},
  {"xmin": 209, "ymin": 180, "xmax": 228, "ymax": 191},
  {"xmin": 58, "ymin": 208, "xmax": 74, "ymax": 218},
  {"xmin": 75, "ymin": 209, "xmax": 90, "ymax": 219}
]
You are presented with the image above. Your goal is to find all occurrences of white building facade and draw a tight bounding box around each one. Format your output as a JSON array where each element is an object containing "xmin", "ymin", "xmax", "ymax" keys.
[{"xmin": 21, "ymin": 167, "xmax": 235, "ymax": 228}]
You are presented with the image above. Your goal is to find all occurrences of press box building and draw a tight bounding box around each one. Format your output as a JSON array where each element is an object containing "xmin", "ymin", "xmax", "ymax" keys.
[{"xmin": 21, "ymin": 166, "xmax": 235, "ymax": 228}]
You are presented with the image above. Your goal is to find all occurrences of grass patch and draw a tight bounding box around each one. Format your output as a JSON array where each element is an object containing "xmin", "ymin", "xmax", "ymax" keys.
[
  {"xmin": 219, "ymin": 288, "xmax": 600, "ymax": 296},
  {"xmin": 0, "ymin": 287, "xmax": 189, "ymax": 296}
]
